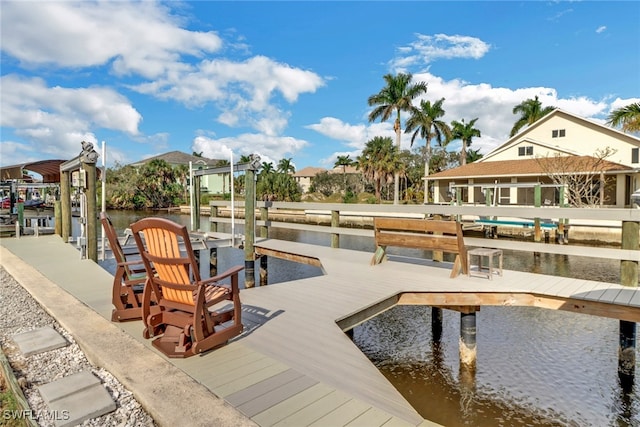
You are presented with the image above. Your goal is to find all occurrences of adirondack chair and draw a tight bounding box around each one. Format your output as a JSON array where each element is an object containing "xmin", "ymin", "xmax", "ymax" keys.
[
  {"xmin": 130, "ymin": 217, "xmax": 244, "ymax": 358},
  {"xmin": 100, "ymin": 212, "xmax": 149, "ymax": 322}
]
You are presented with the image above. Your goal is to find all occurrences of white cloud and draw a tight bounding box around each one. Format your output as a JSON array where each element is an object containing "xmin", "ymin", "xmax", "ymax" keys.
[
  {"xmin": 1, "ymin": 1, "xmax": 325, "ymax": 163},
  {"xmin": 132, "ymin": 56, "xmax": 325, "ymax": 134},
  {"xmin": 391, "ymin": 33, "xmax": 491, "ymax": 71},
  {"xmin": 192, "ymin": 133, "xmax": 309, "ymax": 165},
  {"xmin": 596, "ymin": 26, "xmax": 607, "ymax": 34},
  {"xmin": 308, "ymin": 72, "xmax": 614, "ymax": 159},
  {"xmin": 0, "ymin": 1, "xmax": 222, "ymax": 79},
  {"xmin": 0, "ymin": 75, "xmax": 142, "ymax": 160}
]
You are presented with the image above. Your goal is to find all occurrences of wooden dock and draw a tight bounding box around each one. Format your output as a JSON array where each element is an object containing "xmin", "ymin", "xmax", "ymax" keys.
[{"xmin": 2, "ymin": 234, "xmax": 640, "ymax": 426}]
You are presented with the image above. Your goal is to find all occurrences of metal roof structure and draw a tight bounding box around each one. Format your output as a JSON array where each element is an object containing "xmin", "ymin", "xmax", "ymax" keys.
[{"xmin": 0, "ymin": 159, "xmax": 67, "ymax": 183}]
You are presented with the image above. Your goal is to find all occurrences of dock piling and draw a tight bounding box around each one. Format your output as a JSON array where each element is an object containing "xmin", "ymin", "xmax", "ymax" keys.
[
  {"xmin": 459, "ymin": 311, "xmax": 477, "ymax": 367},
  {"xmin": 619, "ymin": 220, "xmax": 639, "ymax": 385}
]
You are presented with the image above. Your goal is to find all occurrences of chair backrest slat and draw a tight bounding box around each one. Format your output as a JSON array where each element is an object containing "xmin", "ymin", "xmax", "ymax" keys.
[{"xmin": 132, "ymin": 218, "xmax": 200, "ymax": 307}]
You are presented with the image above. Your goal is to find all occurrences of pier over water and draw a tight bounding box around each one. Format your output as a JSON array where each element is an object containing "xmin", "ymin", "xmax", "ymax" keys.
[{"xmin": 2, "ymin": 202, "xmax": 639, "ymax": 425}]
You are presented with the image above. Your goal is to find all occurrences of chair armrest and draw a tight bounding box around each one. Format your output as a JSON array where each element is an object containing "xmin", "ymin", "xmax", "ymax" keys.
[
  {"xmin": 204, "ymin": 265, "xmax": 244, "ymax": 282},
  {"xmin": 117, "ymin": 260, "xmax": 147, "ymax": 274},
  {"xmin": 201, "ymin": 265, "xmax": 244, "ymax": 286}
]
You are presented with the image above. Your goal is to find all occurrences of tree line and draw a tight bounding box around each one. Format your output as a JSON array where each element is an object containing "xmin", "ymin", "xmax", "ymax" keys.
[{"xmin": 103, "ymin": 72, "xmax": 638, "ymax": 209}]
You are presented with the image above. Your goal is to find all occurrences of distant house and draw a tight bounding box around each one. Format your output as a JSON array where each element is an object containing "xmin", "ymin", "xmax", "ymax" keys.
[
  {"xmin": 129, "ymin": 151, "xmax": 227, "ymax": 194},
  {"xmin": 429, "ymin": 109, "xmax": 640, "ymax": 207},
  {"xmin": 293, "ymin": 167, "xmax": 327, "ymax": 193}
]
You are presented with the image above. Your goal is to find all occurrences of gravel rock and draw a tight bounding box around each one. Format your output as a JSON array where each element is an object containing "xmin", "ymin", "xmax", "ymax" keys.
[{"xmin": 0, "ymin": 267, "xmax": 156, "ymax": 427}]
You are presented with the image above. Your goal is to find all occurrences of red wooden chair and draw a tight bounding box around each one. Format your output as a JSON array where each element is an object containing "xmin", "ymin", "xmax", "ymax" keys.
[
  {"xmin": 131, "ymin": 217, "xmax": 243, "ymax": 358},
  {"xmin": 100, "ymin": 212, "xmax": 149, "ymax": 322}
]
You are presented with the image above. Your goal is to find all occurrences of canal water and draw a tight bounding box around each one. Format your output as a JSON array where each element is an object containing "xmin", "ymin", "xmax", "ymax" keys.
[{"xmin": 105, "ymin": 211, "xmax": 638, "ymax": 426}]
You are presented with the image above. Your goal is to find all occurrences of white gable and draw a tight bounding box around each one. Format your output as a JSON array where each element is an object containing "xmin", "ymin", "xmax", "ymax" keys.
[{"xmin": 481, "ymin": 109, "xmax": 640, "ymax": 167}]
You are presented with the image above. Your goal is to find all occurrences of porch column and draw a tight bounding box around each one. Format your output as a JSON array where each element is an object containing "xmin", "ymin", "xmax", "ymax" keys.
[{"xmin": 510, "ymin": 177, "xmax": 518, "ymax": 204}]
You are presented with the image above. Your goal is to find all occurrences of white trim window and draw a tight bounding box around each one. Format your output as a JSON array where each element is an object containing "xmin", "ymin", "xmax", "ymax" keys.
[{"xmin": 518, "ymin": 146, "xmax": 534, "ymax": 156}]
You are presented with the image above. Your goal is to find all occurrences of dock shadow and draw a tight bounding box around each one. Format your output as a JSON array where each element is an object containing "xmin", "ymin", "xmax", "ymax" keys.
[{"xmin": 236, "ymin": 304, "xmax": 284, "ymax": 338}]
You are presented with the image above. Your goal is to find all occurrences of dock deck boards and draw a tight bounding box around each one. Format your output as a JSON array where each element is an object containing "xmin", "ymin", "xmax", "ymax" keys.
[{"xmin": 2, "ymin": 234, "xmax": 639, "ymax": 427}]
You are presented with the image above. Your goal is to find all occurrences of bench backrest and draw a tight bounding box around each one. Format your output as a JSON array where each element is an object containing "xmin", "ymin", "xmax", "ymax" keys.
[{"xmin": 373, "ymin": 217, "xmax": 466, "ymax": 255}]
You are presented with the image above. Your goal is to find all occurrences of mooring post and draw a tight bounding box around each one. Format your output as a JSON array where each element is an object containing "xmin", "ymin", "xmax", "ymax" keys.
[
  {"xmin": 619, "ymin": 220, "xmax": 639, "ymax": 387},
  {"xmin": 243, "ymin": 154, "xmax": 260, "ymax": 288},
  {"xmin": 260, "ymin": 202, "xmax": 269, "ymax": 238},
  {"xmin": 78, "ymin": 141, "xmax": 99, "ymax": 262},
  {"xmin": 60, "ymin": 170, "xmax": 71, "ymax": 243},
  {"xmin": 260, "ymin": 254, "xmax": 268, "ymax": 286},
  {"xmin": 431, "ymin": 307, "xmax": 443, "ymax": 344},
  {"xmin": 534, "ymin": 184, "xmax": 542, "ymax": 242},
  {"xmin": 331, "ymin": 210, "xmax": 339, "ymax": 248},
  {"xmin": 210, "ymin": 205, "xmax": 218, "ymax": 233},
  {"xmin": 432, "ymin": 214, "xmax": 443, "ymax": 262},
  {"xmin": 54, "ymin": 201, "xmax": 62, "ymax": 236},
  {"xmin": 459, "ymin": 310, "xmax": 477, "ymax": 367},
  {"xmin": 209, "ymin": 248, "xmax": 217, "ymax": 277}
]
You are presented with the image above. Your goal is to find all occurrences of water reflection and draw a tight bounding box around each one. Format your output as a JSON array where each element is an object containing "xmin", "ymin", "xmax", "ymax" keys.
[
  {"xmin": 103, "ymin": 210, "xmax": 636, "ymax": 425},
  {"xmin": 353, "ymin": 305, "xmax": 639, "ymax": 426}
]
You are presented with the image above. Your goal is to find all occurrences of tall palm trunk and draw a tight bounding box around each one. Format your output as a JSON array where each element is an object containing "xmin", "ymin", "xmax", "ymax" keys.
[{"xmin": 423, "ymin": 139, "xmax": 431, "ymax": 204}]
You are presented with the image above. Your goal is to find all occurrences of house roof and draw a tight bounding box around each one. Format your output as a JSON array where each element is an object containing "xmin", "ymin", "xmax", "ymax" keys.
[
  {"xmin": 329, "ymin": 165, "xmax": 359, "ymax": 174},
  {"xmin": 293, "ymin": 166, "xmax": 327, "ymax": 177},
  {"xmin": 429, "ymin": 156, "xmax": 632, "ymax": 180},
  {"xmin": 130, "ymin": 151, "xmax": 221, "ymax": 167},
  {"xmin": 480, "ymin": 108, "xmax": 640, "ymax": 162}
]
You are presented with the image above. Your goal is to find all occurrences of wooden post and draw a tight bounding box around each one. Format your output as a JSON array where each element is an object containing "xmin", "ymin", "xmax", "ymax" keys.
[
  {"xmin": 15, "ymin": 202, "xmax": 24, "ymax": 238},
  {"xmin": 54, "ymin": 201, "xmax": 62, "ymax": 236},
  {"xmin": 459, "ymin": 310, "xmax": 477, "ymax": 367},
  {"xmin": 84, "ymin": 161, "xmax": 98, "ymax": 262},
  {"xmin": 60, "ymin": 170, "xmax": 71, "ymax": 243},
  {"xmin": 260, "ymin": 254, "xmax": 268, "ymax": 286},
  {"xmin": 260, "ymin": 203, "xmax": 269, "ymax": 238},
  {"xmin": 432, "ymin": 214, "xmax": 443, "ymax": 262},
  {"xmin": 331, "ymin": 210, "xmax": 339, "ymax": 248},
  {"xmin": 534, "ymin": 184, "xmax": 541, "ymax": 242},
  {"xmin": 206, "ymin": 248, "xmax": 216, "ymax": 278},
  {"xmin": 431, "ymin": 307, "xmax": 443, "ymax": 344},
  {"xmin": 210, "ymin": 205, "xmax": 218, "ymax": 233},
  {"xmin": 244, "ymin": 154, "xmax": 259, "ymax": 288},
  {"xmin": 619, "ymin": 220, "xmax": 639, "ymax": 385}
]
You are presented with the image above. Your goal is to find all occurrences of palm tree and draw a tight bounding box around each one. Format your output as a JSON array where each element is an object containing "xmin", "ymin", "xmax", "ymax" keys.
[
  {"xmin": 334, "ymin": 155, "xmax": 356, "ymax": 193},
  {"xmin": 277, "ymin": 158, "xmax": 295, "ymax": 174},
  {"xmin": 357, "ymin": 136, "xmax": 398, "ymax": 203},
  {"xmin": 607, "ymin": 103, "xmax": 640, "ymax": 132},
  {"xmin": 260, "ymin": 161, "xmax": 275, "ymax": 175},
  {"xmin": 466, "ymin": 148, "xmax": 483, "ymax": 164},
  {"xmin": 451, "ymin": 118, "xmax": 481, "ymax": 166},
  {"xmin": 510, "ymin": 95, "xmax": 555, "ymax": 137},
  {"xmin": 368, "ymin": 73, "xmax": 427, "ymax": 204},
  {"xmin": 405, "ymin": 98, "xmax": 451, "ymax": 203}
]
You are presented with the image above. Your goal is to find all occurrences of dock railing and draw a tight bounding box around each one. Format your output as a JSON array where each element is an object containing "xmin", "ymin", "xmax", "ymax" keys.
[{"xmin": 207, "ymin": 201, "xmax": 640, "ymax": 263}]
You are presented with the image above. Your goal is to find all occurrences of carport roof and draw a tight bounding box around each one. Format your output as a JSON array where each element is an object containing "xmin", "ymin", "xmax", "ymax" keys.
[{"xmin": 0, "ymin": 160, "xmax": 66, "ymax": 183}]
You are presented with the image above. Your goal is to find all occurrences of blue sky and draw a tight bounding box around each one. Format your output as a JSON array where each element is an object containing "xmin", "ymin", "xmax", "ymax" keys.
[{"xmin": 1, "ymin": 1, "xmax": 639, "ymax": 174}]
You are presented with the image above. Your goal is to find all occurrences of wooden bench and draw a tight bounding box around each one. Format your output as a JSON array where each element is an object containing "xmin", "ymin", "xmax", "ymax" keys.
[{"xmin": 370, "ymin": 217, "xmax": 468, "ymax": 278}]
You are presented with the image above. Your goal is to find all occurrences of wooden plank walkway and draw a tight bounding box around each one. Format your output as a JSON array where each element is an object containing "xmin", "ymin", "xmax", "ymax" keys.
[{"xmin": 2, "ymin": 234, "xmax": 640, "ymax": 427}]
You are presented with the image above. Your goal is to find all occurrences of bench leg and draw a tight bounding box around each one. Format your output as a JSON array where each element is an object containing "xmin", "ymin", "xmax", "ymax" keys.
[
  {"xmin": 371, "ymin": 246, "xmax": 387, "ymax": 265},
  {"xmin": 451, "ymin": 255, "xmax": 462, "ymax": 278}
]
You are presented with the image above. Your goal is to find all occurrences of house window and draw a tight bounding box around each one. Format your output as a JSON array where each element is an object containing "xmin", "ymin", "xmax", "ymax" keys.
[
  {"xmin": 632, "ymin": 147, "xmax": 639, "ymax": 164},
  {"xmin": 552, "ymin": 129, "xmax": 566, "ymax": 138},
  {"xmin": 518, "ymin": 146, "xmax": 534, "ymax": 156}
]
